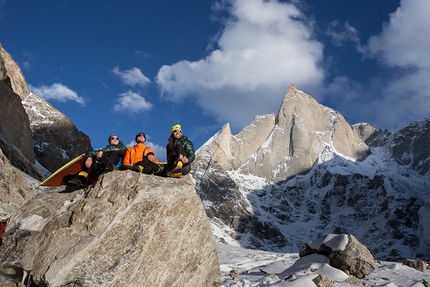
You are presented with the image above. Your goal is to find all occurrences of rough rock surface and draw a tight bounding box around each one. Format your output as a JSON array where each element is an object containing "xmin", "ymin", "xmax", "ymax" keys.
[
  {"xmin": 402, "ymin": 258, "xmax": 427, "ymax": 273},
  {"xmin": 390, "ymin": 118, "xmax": 430, "ymax": 176},
  {"xmin": 300, "ymin": 234, "xmax": 375, "ymax": 279},
  {"xmin": 0, "ymin": 45, "xmax": 91, "ymax": 173},
  {"xmin": 0, "ymin": 148, "xmax": 36, "ymax": 220},
  {"xmin": 0, "ymin": 171, "xmax": 222, "ymax": 287}
]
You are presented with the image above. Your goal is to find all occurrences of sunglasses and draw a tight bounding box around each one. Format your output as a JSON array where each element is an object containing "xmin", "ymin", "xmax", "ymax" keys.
[
  {"xmin": 173, "ymin": 130, "xmax": 182, "ymax": 133},
  {"xmin": 137, "ymin": 134, "xmax": 145, "ymax": 137},
  {"xmin": 110, "ymin": 137, "xmax": 119, "ymax": 140}
]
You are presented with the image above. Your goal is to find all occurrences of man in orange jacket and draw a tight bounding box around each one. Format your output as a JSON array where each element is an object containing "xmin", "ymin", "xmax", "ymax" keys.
[{"xmin": 121, "ymin": 132, "xmax": 163, "ymax": 174}]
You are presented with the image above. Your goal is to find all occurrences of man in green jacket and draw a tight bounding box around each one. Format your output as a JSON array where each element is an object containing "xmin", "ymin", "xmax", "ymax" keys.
[{"xmin": 164, "ymin": 124, "xmax": 195, "ymax": 178}]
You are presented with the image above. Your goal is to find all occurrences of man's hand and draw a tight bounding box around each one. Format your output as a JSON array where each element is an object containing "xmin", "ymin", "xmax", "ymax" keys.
[
  {"xmin": 85, "ymin": 157, "xmax": 93, "ymax": 169},
  {"xmin": 147, "ymin": 154, "xmax": 156, "ymax": 163}
]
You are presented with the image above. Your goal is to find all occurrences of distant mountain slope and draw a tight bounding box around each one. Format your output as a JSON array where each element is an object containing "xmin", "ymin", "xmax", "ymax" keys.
[
  {"xmin": 0, "ymin": 45, "xmax": 91, "ymax": 173},
  {"xmin": 193, "ymin": 85, "xmax": 430, "ymax": 261}
]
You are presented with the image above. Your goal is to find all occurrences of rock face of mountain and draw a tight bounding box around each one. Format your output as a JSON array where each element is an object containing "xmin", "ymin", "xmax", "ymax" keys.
[
  {"xmin": 194, "ymin": 84, "xmax": 430, "ymax": 261},
  {"xmin": 0, "ymin": 172, "xmax": 222, "ymax": 287},
  {"xmin": 0, "ymin": 45, "xmax": 91, "ymax": 173},
  {"xmin": 0, "ymin": 45, "xmax": 44, "ymax": 180},
  {"xmin": 197, "ymin": 85, "xmax": 370, "ymax": 183},
  {"xmin": 22, "ymin": 93, "xmax": 92, "ymax": 173}
]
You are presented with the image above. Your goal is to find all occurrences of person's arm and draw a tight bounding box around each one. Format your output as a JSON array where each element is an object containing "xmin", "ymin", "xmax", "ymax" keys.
[
  {"xmin": 144, "ymin": 148, "xmax": 158, "ymax": 163},
  {"xmin": 102, "ymin": 142, "xmax": 126, "ymax": 155},
  {"xmin": 85, "ymin": 148, "xmax": 100, "ymax": 158},
  {"xmin": 184, "ymin": 140, "xmax": 195, "ymax": 163},
  {"xmin": 122, "ymin": 148, "xmax": 132, "ymax": 166}
]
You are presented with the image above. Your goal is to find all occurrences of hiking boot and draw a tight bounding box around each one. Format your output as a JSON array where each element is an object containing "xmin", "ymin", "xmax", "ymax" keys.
[
  {"xmin": 166, "ymin": 160, "xmax": 183, "ymax": 177},
  {"xmin": 170, "ymin": 172, "xmax": 182, "ymax": 178},
  {"xmin": 153, "ymin": 163, "xmax": 164, "ymax": 175},
  {"xmin": 67, "ymin": 176, "xmax": 84, "ymax": 187},
  {"xmin": 106, "ymin": 161, "xmax": 116, "ymax": 172},
  {"xmin": 166, "ymin": 166, "xmax": 182, "ymax": 177}
]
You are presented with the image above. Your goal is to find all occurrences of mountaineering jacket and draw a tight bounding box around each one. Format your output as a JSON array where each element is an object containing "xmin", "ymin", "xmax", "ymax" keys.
[
  {"xmin": 122, "ymin": 143, "xmax": 158, "ymax": 166},
  {"xmin": 85, "ymin": 141, "xmax": 127, "ymax": 158},
  {"xmin": 167, "ymin": 135, "xmax": 195, "ymax": 164}
]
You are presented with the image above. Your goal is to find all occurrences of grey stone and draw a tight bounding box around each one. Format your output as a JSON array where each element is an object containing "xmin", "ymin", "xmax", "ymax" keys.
[
  {"xmin": 300, "ymin": 234, "xmax": 375, "ymax": 279},
  {"xmin": 402, "ymin": 258, "xmax": 427, "ymax": 273},
  {"xmin": 312, "ymin": 274, "xmax": 335, "ymax": 287},
  {"xmin": 0, "ymin": 171, "xmax": 222, "ymax": 287}
]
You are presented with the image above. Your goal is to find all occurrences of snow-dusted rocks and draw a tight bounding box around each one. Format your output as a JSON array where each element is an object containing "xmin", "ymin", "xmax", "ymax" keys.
[
  {"xmin": 299, "ymin": 234, "xmax": 375, "ymax": 279},
  {"xmin": 402, "ymin": 258, "xmax": 428, "ymax": 273},
  {"xmin": 0, "ymin": 172, "xmax": 222, "ymax": 287},
  {"xmin": 390, "ymin": 117, "xmax": 430, "ymax": 176}
]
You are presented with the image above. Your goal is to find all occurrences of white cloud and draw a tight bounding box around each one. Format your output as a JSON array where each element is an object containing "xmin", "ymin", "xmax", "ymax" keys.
[
  {"xmin": 113, "ymin": 90, "xmax": 152, "ymax": 114},
  {"xmin": 362, "ymin": 0, "xmax": 430, "ymax": 128},
  {"xmin": 156, "ymin": 0, "xmax": 324, "ymax": 129},
  {"xmin": 30, "ymin": 83, "xmax": 85, "ymax": 105},
  {"xmin": 326, "ymin": 21, "xmax": 360, "ymax": 47},
  {"xmin": 366, "ymin": 0, "xmax": 430, "ymax": 69},
  {"xmin": 112, "ymin": 66, "xmax": 151, "ymax": 87}
]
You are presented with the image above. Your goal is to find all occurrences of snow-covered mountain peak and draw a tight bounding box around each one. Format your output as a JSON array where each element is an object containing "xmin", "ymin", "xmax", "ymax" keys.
[{"xmin": 193, "ymin": 84, "xmax": 430, "ymax": 261}]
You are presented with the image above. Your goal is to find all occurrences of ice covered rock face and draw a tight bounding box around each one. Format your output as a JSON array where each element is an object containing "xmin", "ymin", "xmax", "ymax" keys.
[
  {"xmin": 0, "ymin": 171, "xmax": 222, "ymax": 287},
  {"xmin": 390, "ymin": 118, "xmax": 430, "ymax": 176},
  {"xmin": 194, "ymin": 84, "xmax": 430, "ymax": 261},
  {"xmin": 0, "ymin": 45, "xmax": 91, "ymax": 173}
]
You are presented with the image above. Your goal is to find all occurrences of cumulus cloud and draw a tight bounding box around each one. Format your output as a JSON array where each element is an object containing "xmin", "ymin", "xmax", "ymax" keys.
[
  {"xmin": 156, "ymin": 0, "xmax": 325, "ymax": 129},
  {"xmin": 363, "ymin": 0, "xmax": 430, "ymax": 128},
  {"xmin": 30, "ymin": 83, "xmax": 85, "ymax": 105},
  {"xmin": 112, "ymin": 66, "xmax": 151, "ymax": 87},
  {"xmin": 113, "ymin": 90, "xmax": 152, "ymax": 113}
]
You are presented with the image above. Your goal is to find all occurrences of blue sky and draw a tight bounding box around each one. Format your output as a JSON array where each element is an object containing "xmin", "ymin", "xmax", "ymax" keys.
[{"xmin": 1, "ymin": 0, "xmax": 429, "ymax": 161}]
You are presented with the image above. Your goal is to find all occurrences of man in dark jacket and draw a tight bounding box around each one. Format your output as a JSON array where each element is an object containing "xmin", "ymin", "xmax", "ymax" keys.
[
  {"xmin": 164, "ymin": 124, "xmax": 195, "ymax": 178},
  {"xmin": 68, "ymin": 133, "xmax": 127, "ymax": 186}
]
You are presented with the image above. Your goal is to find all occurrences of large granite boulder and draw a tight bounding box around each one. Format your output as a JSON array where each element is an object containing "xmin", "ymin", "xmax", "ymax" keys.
[
  {"xmin": 0, "ymin": 171, "xmax": 222, "ymax": 287},
  {"xmin": 299, "ymin": 234, "xmax": 375, "ymax": 279}
]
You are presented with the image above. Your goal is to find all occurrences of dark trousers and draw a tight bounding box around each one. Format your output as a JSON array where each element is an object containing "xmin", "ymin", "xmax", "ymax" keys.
[
  {"xmin": 164, "ymin": 143, "xmax": 191, "ymax": 175},
  {"xmin": 92, "ymin": 151, "xmax": 120, "ymax": 172},
  {"xmin": 135, "ymin": 157, "xmax": 163, "ymax": 174}
]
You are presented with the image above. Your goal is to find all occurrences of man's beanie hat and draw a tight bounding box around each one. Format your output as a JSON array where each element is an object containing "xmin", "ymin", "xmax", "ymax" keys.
[
  {"xmin": 135, "ymin": 132, "xmax": 146, "ymax": 141},
  {"xmin": 108, "ymin": 134, "xmax": 118, "ymax": 143},
  {"xmin": 171, "ymin": 124, "xmax": 182, "ymax": 134}
]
